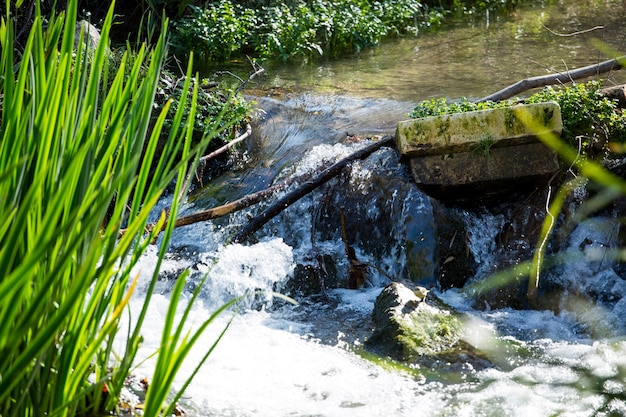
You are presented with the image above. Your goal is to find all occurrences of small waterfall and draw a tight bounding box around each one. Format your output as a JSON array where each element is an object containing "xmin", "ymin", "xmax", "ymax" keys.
[{"xmin": 122, "ymin": 84, "xmax": 626, "ymax": 416}]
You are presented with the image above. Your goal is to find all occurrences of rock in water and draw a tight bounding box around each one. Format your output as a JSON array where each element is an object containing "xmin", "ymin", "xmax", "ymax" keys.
[{"xmin": 366, "ymin": 282, "xmax": 463, "ymax": 360}]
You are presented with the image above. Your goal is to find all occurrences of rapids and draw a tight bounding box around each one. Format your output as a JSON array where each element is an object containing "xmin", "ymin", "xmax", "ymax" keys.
[{"xmin": 119, "ymin": 1, "xmax": 626, "ymax": 416}]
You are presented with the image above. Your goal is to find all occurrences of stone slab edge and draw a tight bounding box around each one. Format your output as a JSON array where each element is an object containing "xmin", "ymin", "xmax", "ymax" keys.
[{"xmin": 396, "ymin": 102, "xmax": 563, "ymax": 157}]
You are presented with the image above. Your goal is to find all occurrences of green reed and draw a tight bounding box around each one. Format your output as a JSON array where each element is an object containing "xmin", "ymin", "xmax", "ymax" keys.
[
  {"xmin": 514, "ymin": 105, "xmax": 626, "ymax": 304},
  {"xmin": 0, "ymin": 0, "xmax": 232, "ymax": 415}
]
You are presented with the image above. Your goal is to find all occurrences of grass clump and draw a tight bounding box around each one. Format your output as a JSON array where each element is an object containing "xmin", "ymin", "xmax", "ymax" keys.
[{"xmin": 0, "ymin": 1, "xmax": 234, "ymax": 415}]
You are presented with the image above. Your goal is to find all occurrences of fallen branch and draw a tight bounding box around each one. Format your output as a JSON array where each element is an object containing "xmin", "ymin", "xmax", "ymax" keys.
[
  {"xmin": 232, "ymin": 135, "xmax": 395, "ymax": 243},
  {"xmin": 177, "ymin": 123, "xmax": 252, "ymax": 207},
  {"xmin": 135, "ymin": 160, "xmax": 329, "ymax": 237},
  {"xmin": 170, "ymin": 164, "xmax": 323, "ymax": 228},
  {"xmin": 199, "ymin": 123, "xmax": 252, "ymax": 164},
  {"xmin": 478, "ymin": 55, "xmax": 626, "ymax": 102}
]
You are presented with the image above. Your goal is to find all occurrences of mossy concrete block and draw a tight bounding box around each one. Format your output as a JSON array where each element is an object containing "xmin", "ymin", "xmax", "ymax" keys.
[
  {"xmin": 395, "ymin": 102, "xmax": 562, "ymax": 157},
  {"xmin": 409, "ymin": 141, "xmax": 560, "ymax": 192}
]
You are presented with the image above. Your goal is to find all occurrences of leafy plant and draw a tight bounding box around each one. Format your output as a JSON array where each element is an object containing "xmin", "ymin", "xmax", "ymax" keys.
[
  {"xmin": 0, "ymin": 0, "xmax": 232, "ymax": 415},
  {"xmin": 172, "ymin": 2, "xmax": 256, "ymax": 62},
  {"xmin": 525, "ymin": 81, "xmax": 626, "ymax": 156},
  {"xmin": 155, "ymin": 71, "xmax": 251, "ymax": 144},
  {"xmin": 170, "ymin": 0, "xmax": 447, "ymax": 63}
]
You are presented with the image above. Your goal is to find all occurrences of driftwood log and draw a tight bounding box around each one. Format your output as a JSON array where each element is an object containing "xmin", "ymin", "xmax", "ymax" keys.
[
  {"xmin": 478, "ymin": 55, "xmax": 626, "ymax": 102},
  {"xmin": 232, "ymin": 135, "xmax": 395, "ymax": 243}
]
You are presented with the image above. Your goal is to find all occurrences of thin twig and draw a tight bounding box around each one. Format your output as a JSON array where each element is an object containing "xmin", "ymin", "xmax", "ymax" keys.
[
  {"xmin": 236, "ymin": 57, "xmax": 265, "ymax": 93},
  {"xmin": 542, "ymin": 24, "xmax": 604, "ymax": 37},
  {"xmin": 199, "ymin": 123, "xmax": 252, "ymax": 163}
]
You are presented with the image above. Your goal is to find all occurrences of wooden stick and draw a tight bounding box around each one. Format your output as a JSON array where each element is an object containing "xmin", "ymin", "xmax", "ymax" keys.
[
  {"xmin": 478, "ymin": 56, "xmax": 626, "ymax": 102},
  {"xmin": 340, "ymin": 207, "xmax": 350, "ymax": 259},
  {"xmin": 199, "ymin": 123, "xmax": 252, "ymax": 163},
  {"xmin": 232, "ymin": 135, "xmax": 395, "ymax": 243},
  {"xmin": 138, "ymin": 162, "xmax": 328, "ymax": 237},
  {"xmin": 172, "ymin": 168, "xmax": 315, "ymax": 227}
]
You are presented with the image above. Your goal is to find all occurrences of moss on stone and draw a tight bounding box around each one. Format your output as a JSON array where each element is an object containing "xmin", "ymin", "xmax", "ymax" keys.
[{"xmin": 394, "ymin": 306, "xmax": 463, "ymax": 358}]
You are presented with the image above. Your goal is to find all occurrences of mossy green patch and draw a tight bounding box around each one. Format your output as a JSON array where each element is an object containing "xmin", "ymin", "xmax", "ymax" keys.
[
  {"xmin": 410, "ymin": 81, "xmax": 626, "ymax": 157},
  {"xmin": 394, "ymin": 307, "xmax": 463, "ymax": 358}
]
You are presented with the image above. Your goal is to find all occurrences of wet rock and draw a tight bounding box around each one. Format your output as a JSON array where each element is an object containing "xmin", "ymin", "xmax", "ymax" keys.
[
  {"xmin": 286, "ymin": 253, "xmax": 339, "ymax": 296},
  {"xmin": 432, "ymin": 201, "xmax": 477, "ymax": 289},
  {"xmin": 365, "ymin": 282, "xmax": 464, "ymax": 360},
  {"xmin": 75, "ymin": 20, "xmax": 102, "ymax": 52},
  {"xmin": 315, "ymin": 147, "xmax": 438, "ymax": 287},
  {"xmin": 461, "ymin": 187, "xmax": 558, "ymax": 310}
]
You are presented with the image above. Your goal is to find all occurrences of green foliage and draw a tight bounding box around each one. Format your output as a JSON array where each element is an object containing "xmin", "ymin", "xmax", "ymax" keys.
[
  {"xmin": 258, "ymin": 2, "xmax": 323, "ymax": 60},
  {"xmin": 330, "ymin": 1, "xmax": 386, "ymax": 55},
  {"xmin": 172, "ymin": 2, "xmax": 256, "ymax": 62},
  {"xmin": 171, "ymin": 0, "xmax": 436, "ymax": 62},
  {"xmin": 165, "ymin": 0, "xmax": 524, "ymax": 63},
  {"xmin": 155, "ymin": 71, "xmax": 251, "ymax": 144},
  {"xmin": 0, "ymin": 1, "xmax": 232, "ymax": 415},
  {"xmin": 410, "ymin": 81, "xmax": 626, "ymax": 157},
  {"xmin": 525, "ymin": 81, "xmax": 626, "ymax": 155},
  {"xmin": 411, "ymin": 96, "xmax": 516, "ymax": 117}
]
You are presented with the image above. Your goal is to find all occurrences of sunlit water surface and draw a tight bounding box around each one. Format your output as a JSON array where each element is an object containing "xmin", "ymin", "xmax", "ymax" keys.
[{"xmin": 120, "ymin": 1, "xmax": 626, "ymax": 416}]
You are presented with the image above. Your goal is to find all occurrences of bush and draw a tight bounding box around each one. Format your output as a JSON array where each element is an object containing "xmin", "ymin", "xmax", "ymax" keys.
[
  {"xmin": 172, "ymin": 2, "xmax": 256, "ymax": 62},
  {"xmin": 525, "ymin": 81, "xmax": 626, "ymax": 156},
  {"xmin": 171, "ymin": 0, "xmax": 437, "ymax": 62}
]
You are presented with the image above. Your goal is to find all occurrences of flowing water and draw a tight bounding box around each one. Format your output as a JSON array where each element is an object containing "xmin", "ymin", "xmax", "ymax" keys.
[{"xmin": 120, "ymin": 1, "xmax": 626, "ymax": 416}]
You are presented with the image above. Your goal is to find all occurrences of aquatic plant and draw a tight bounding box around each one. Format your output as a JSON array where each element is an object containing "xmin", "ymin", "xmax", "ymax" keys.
[
  {"xmin": 0, "ymin": 1, "xmax": 233, "ymax": 415},
  {"xmin": 471, "ymin": 134, "xmax": 495, "ymax": 161}
]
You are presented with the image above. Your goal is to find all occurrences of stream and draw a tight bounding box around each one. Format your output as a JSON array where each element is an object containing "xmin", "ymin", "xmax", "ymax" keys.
[{"xmin": 120, "ymin": 1, "xmax": 626, "ymax": 416}]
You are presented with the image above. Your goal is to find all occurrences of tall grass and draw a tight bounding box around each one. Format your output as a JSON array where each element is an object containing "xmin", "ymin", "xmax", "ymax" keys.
[{"xmin": 0, "ymin": 0, "xmax": 232, "ymax": 415}]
